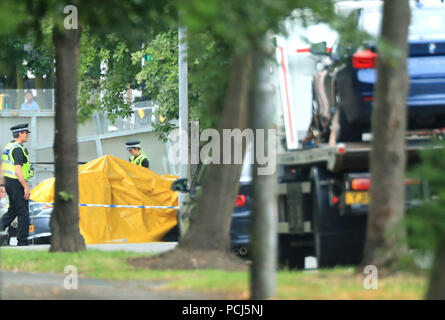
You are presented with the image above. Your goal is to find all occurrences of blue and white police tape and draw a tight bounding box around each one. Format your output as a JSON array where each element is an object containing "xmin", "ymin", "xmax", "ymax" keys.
[{"xmin": 33, "ymin": 202, "xmax": 179, "ymax": 210}]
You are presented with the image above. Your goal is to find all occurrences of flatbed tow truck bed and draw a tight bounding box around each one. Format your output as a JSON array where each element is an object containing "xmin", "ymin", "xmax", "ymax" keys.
[{"xmin": 277, "ymin": 130, "xmax": 443, "ymax": 172}]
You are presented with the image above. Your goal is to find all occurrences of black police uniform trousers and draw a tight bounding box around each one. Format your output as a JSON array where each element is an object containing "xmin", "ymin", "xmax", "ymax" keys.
[{"xmin": 1, "ymin": 179, "xmax": 29, "ymax": 246}]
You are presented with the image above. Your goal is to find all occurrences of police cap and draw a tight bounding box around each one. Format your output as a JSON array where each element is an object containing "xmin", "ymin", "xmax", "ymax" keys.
[
  {"xmin": 125, "ymin": 140, "xmax": 140, "ymax": 150},
  {"xmin": 10, "ymin": 123, "xmax": 31, "ymax": 134}
]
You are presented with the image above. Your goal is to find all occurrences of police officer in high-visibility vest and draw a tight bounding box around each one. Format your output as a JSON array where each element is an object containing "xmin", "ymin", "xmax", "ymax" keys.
[
  {"xmin": 0, "ymin": 124, "xmax": 33, "ymax": 246},
  {"xmin": 126, "ymin": 141, "xmax": 149, "ymax": 169}
]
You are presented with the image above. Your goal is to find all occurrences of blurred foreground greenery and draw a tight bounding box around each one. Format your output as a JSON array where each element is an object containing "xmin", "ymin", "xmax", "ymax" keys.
[
  {"xmin": 1, "ymin": 248, "xmax": 427, "ymax": 299},
  {"xmin": 407, "ymin": 141, "xmax": 445, "ymax": 252}
]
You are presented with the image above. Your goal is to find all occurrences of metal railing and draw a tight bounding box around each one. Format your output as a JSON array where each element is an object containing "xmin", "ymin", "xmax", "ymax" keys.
[
  {"xmin": 0, "ymin": 91, "xmax": 159, "ymax": 132},
  {"xmin": 0, "ymin": 89, "xmax": 54, "ymax": 111},
  {"xmin": 98, "ymin": 100, "xmax": 157, "ymax": 134}
]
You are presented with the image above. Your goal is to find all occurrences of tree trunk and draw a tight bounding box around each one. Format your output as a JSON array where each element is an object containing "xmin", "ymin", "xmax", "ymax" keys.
[
  {"xmin": 34, "ymin": 76, "xmax": 46, "ymax": 109},
  {"xmin": 35, "ymin": 76, "xmax": 44, "ymax": 89},
  {"xmin": 249, "ymin": 48, "xmax": 277, "ymax": 300},
  {"xmin": 4, "ymin": 64, "xmax": 17, "ymax": 89},
  {"xmin": 16, "ymin": 67, "xmax": 24, "ymax": 89},
  {"xmin": 362, "ymin": 0, "xmax": 410, "ymax": 270},
  {"xmin": 16, "ymin": 65, "xmax": 24, "ymax": 109},
  {"xmin": 178, "ymin": 52, "xmax": 252, "ymax": 251},
  {"xmin": 426, "ymin": 239, "xmax": 445, "ymax": 299},
  {"xmin": 50, "ymin": 27, "xmax": 86, "ymax": 252}
]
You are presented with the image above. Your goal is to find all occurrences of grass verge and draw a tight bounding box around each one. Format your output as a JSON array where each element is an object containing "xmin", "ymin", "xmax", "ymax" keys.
[{"xmin": 0, "ymin": 248, "xmax": 428, "ymax": 299}]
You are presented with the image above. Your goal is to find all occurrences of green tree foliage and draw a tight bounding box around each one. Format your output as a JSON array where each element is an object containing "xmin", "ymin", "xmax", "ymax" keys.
[
  {"xmin": 0, "ymin": 35, "xmax": 27, "ymax": 87},
  {"xmin": 78, "ymin": 30, "xmax": 140, "ymax": 123},
  {"xmin": 187, "ymin": 33, "xmax": 232, "ymax": 132},
  {"xmin": 177, "ymin": 0, "xmax": 334, "ymax": 51},
  {"xmin": 77, "ymin": 25, "xmax": 232, "ymax": 141},
  {"xmin": 22, "ymin": 21, "xmax": 55, "ymax": 79},
  {"xmin": 407, "ymin": 144, "xmax": 445, "ymax": 250},
  {"xmin": 407, "ymin": 142, "xmax": 445, "ymax": 299},
  {"xmin": 132, "ymin": 30, "xmax": 179, "ymax": 138},
  {"xmin": 131, "ymin": 29, "xmax": 231, "ymax": 140},
  {"xmin": 0, "ymin": 21, "xmax": 54, "ymax": 89}
]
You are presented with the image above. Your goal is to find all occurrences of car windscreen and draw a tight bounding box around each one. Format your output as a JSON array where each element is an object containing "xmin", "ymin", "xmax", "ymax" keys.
[{"xmin": 361, "ymin": 7, "xmax": 445, "ymax": 40}]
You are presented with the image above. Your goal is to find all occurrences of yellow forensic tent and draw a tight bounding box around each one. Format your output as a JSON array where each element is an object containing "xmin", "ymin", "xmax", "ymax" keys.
[{"xmin": 30, "ymin": 155, "xmax": 178, "ymax": 244}]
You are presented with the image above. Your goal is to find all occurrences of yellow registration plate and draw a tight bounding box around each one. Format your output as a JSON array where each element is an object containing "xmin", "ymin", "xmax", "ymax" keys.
[
  {"xmin": 29, "ymin": 224, "xmax": 35, "ymax": 233},
  {"xmin": 345, "ymin": 191, "xmax": 370, "ymax": 205}
]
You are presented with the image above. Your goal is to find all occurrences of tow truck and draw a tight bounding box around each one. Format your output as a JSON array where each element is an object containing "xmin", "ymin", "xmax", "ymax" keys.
[
  {"xmin": 272, "ymin": 32, "xmax": 439, "ymax": 268},
  {"xmin": 275, "ymin": 132, "xmax": 441, "ymax": 268}
]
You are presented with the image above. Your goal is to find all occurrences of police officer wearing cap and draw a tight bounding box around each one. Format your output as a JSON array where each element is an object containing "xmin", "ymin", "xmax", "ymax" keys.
[
  {"xmin": 0, "ymin": 124, "xmax": 33, "ymax": 246},
  {"xmin": 126, "ymin": 141, "xmax": 149, "ymax": 169}
]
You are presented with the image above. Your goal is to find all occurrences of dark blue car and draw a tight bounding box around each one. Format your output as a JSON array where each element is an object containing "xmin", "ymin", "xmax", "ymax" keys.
[
  {"xmin": 27, "ymin": 202, "xmax": 52, "ymax": 244},
  {"xmin": 229, "ymin": 173, "xmax": 251, "ymax": 257},
  {"xmin": 311, "ymin": 1, "xmax": 445, "ymax": 142}
]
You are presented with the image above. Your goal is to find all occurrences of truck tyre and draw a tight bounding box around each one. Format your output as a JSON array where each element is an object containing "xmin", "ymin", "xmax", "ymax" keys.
[{"xmin": 311, "ymin": 166, "xmax": 367, "ymax": 268}]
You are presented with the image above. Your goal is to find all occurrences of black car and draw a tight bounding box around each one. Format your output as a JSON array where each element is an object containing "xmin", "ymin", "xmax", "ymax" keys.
[
  {"xmin": 310, "ymin": 1, "xmax": 445, "ymax": 142},
  {"xmin": 172, "ymin": 162, "xmax": 252, "ymax": 257}
]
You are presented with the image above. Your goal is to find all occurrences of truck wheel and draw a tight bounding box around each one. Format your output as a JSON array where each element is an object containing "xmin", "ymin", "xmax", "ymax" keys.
[{"xmin": 311, "ymin": 167, "xmax": 367, "ymax": 268}]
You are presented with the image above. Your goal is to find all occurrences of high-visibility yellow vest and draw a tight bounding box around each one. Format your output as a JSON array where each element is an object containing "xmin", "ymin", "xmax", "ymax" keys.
[
  {"xmin": 2, "ymin": 142, "xmax": 31, "ymax": 181},
  {"xmin": 130, "ymin": 153, "xmax": 148, "ymax": 167}
]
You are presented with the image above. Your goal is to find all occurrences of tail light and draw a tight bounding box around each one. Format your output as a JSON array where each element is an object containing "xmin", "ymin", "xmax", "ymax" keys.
[
  {"xmin": 351, "ymin": 178, "xmax": 371, "ymax": 191},
  {"xmin": 404, "ymin": 179, "xmax": 421, "ymax": 186},
  {"xmin": 337, "ymin": 143, "xmax": 346, "ymax": 154},
  {"xmin": 235, "ymin": 195, "xmax": 246, "ymax": 208},
  {"xmin": 352, "ymin": 49, "xmax": 378, "ymax": 69},
  {"xmin": 351, "ymin": 178, "xmax": 419, "ymax": 191}
]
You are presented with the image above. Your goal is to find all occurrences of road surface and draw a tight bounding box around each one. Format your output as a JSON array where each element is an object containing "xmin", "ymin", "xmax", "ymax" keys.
[
  {"xmin": 0, "ymin": 271, "xmax": 231, "ymax": 300},
  {"xmin": 5, "ymin": 239, "xmax": 178, "ymax": 253}
]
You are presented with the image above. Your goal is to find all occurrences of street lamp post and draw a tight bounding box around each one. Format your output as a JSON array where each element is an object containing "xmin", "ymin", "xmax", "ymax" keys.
[{"xmin": 178, "ymin": 27, "xmax": 188, "ymax": 209}]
